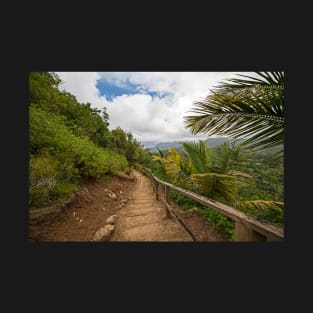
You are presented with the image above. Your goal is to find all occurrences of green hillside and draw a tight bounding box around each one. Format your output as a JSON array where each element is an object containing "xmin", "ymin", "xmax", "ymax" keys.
[{"xmin": 29, "ymin": 72, "xmax": 146, "ymax": 209}]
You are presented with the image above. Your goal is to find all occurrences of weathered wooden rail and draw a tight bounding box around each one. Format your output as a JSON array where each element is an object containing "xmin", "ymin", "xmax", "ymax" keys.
[{"xmin": 141, "ymin": 167, "xmax": 284, "ymax": 242}]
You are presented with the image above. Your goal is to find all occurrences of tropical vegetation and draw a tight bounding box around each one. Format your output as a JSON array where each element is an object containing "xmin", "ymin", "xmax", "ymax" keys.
[
  {"xmin": 140, "ymin": 72, "xmax": 285, "ymax": 239},
  {"xmin": 29, "ymin": 71, "xmax": 284, "ymax": 241}
]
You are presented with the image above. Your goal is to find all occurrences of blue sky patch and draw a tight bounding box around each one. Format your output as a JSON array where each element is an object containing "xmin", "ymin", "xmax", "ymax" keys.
[
  {"xmin": 96, "ymin": 79, "xmax": 171, "ymax": 100},
  {"xmin": 96, "ymin": 79, "xmax": 138, "ymax": 100}
]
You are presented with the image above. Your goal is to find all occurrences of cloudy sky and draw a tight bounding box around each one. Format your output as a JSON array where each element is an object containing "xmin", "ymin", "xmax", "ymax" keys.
[{"xmin": 56, "ymin": 72, "xmax": 253, "ymax": 145}]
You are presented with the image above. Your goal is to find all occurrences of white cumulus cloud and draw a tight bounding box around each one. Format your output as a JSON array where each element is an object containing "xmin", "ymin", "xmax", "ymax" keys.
[{"xmin": 56, "ymin": 71, "xmax": 254, "ymax": 144}]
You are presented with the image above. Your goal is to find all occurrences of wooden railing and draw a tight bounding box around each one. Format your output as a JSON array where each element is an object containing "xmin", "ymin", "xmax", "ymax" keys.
[{"xmin": 141, "ymin": 167, "xmax": 284, "ymax": 242}]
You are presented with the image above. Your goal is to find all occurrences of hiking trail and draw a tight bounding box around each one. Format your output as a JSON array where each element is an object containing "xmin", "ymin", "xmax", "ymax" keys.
[{"xmin": 110, "ymin": 170, "xmax": 192, "ymax": 241}]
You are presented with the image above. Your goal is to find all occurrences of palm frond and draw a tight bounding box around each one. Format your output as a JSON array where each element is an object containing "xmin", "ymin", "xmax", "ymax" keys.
[
  {"xmin": 152, "ymin": 154, "xmax": 165, "ymax": 165},
  {"xmin": 179, "ymin": 157, "xmax": 192, "ymax": 177},
  {"xmin": 184, "ymin": 72, "xmax": 284, "ymax": 153},
  {"xmin": 208, "ymin": 142, "xmax": 246, "ymax": 175},
  {"xmin": 156, "ymin": 146, "xmax": 164, "ymax": 158},
  {"xmin": 153, "ymin": 147, "xmax": 192, "ymax": 179},
  {"xmin": 191, "ymin": 173, "xmax": 237, "ymax": 203},
  {"xmin": 238, "ymin": 200, "xmax": 284, "ymax": 213},
  {"xmin": 227, "ymin": 170, "xmax": 252, "ymax": 179},
  {"xmin": 182, "ymin": 140, "xmax": 210, "ymax": 173},
  {"xmin": 216, "ymin": 72, "xmax": 284, "ymax": 90}
]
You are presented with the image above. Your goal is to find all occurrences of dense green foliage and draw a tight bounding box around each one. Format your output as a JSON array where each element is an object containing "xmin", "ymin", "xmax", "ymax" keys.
[
  {"xmin": 29, "ymin": 72, "xmax": 144, "ymax": 208},
  {"xmin": 141, "ymin": 141, "xmax": 283, "ymax": 240},
  {"xmin": 235, "ymin": 150, "xmax": 284, "ymax": 225}
]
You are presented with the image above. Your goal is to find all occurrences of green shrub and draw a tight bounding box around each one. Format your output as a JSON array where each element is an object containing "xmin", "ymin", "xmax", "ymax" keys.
[
  {"xmin": 97, "ymin": 175, "xmax": 112, "ymax": 184},
  {"xmin": 238, "ymin": 204, "xmax": 283, "ymax": 226},
  {"xmin": 29, "ymin": 154, "xmax": 78, "ymax": 208},
  {"xmin": 257, "ymin": 208, "xmax": 283, "ymax": 226},
  {"xmin": 198, "ymin": 207, "xmax": 234, "ymax": 240},
  {"xmin": 49, "ymin": 181, "xmax": 77, "ymax": 201},
  {"xmin": 30, "ymin": 106, "xmax": 128, "ymax": 178},
  {"xmin": 29, "ymin": 154, "xmax": 58, "ymax": 207},
  {"xmin": 29, "ymin": 73, "xmax": 147, "ymax": 209},
  {"xmin": 29, "ymin": 106, "xmax": 129, "ymax": 208},
  {"xmin": 170, "ymin": 190, "xmax": 197, "ymax": 210},
  {"xmin": 168, "ymin": 188, "xmax": 234, "ymax": 240}
]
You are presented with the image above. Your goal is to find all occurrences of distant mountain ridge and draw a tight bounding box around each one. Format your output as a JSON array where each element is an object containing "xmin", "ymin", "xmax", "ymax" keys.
[
  {"xmin": 144, "ymin": 137, "xmax": 283, "ymax": 155},
  {"xmin": 145, "ymin": 137, "xmax": 229, "ymax": 153}
]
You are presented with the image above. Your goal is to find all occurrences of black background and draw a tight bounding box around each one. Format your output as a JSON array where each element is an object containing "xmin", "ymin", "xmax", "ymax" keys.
[{"xmin": 3, "ymin": 1, "xmax": 309, "ymax": 311}]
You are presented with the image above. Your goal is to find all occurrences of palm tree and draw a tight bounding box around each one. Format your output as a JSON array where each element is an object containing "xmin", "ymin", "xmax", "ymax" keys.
[
  {"xmin": 153, "ymin": 140, "xmax": 250, "ymax": 204},
  {"xmin": 152, "ymin": 141, "xmax": 283, "ymax": 224},
  {"xmin": 184, "ymin": 72, "xmax": 284, "ymax": 154},
  {"xmin": 183, "ymin": 141, "xmax": 250, "ymax": 204},
  {"xmin": 152, "ymin": 147, "xmax": 192, "ymax": 181}
]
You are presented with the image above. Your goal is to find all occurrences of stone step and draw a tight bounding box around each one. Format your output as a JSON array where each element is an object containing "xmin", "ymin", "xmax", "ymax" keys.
[
  {"xmin": 129, "ymin": 202, "xmax": 156, "ymax": 206},
  {"xmin": 125, "ymin": 211, "xmax": 160, "ymax": 218},
  {"xmin": 112, "ymin": 223, "xmax": 192, "ymax": 242},
  {"xmin": 121, "ymin": 207, "xmax": 164, "ymax": 216},
  {"xmin": 126, "ymin": 205, "xmax": 161, "ymax": 210},
  {"xmin": 122, "ymin": 214, "xmax": 160, "ymax": 230},
  {"xmin": 132, "ymin": 198, "xmax": 156, "ymax": 201}
]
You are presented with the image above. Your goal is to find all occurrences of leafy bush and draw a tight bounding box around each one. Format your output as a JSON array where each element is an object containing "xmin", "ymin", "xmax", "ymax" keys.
[
  {"xmin": 197, "ymin": 207, "xmax": 234, "ymax": 240},
  {"xmin": 169, "ymin": 188, "xmax": 234, "ymax": 240},
  {"xmin": 30, "ymin": 106, "xmax": 128, "ymax": 178},
  {"xmin": 29, "ymin": 72, "xmax": 149, "ymax": 210},
  {"xmin": 29, "ymin": 106, "xmax": 128, "ymax": 208},
  {"xmin": 237, "ymin": 201, "xmax": 284, "ymax": 226},
  {"xmin": 49, "ymin": 181, "xmax": 77, "ymax": 202},
  {"xmin": 29, "ymin": 154, "xmax": 58, "ymax": 207},
  {"xmin": 170, "ymin": 190, "xmax": 197, "ymax": 210},
  {"xmin": 97, "ymin": 175, "xmax": 112, "ymax": 184}
]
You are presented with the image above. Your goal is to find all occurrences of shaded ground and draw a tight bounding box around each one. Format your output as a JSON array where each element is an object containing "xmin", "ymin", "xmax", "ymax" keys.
[{"xmin": 29, "ymin": 171, "xmax": 228, "ymax": 242}]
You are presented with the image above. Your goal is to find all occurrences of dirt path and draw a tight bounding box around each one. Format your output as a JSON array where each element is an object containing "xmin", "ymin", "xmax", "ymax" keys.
[
  {"xmin": 110, "ymin": 171, "xmax": 192, "ymax": 241},
  {"xmin": 29, "ymin": 171, "xmax": 228, "ymax": 242}
]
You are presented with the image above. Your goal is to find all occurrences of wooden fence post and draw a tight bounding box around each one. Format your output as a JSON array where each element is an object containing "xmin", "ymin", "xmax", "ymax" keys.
[
  {"xmin": 250, "ymin": 230, "xmax": 267, "ymax": 241},
  {"xmin": 164, "ymin": 185, "xmax": 171, "ymax": 218},
  {"xmin": 155, "ymin": 182, "xmax": 159, "ymax": 201},
  {"xmin": 235, "ymin": 221, "xmax": 267, "ymax": 241},
  {"xmin": 234, "ymin": 221, "xmax": 253, "ymax": 241}
]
